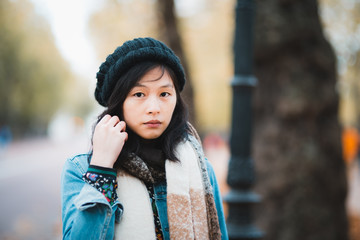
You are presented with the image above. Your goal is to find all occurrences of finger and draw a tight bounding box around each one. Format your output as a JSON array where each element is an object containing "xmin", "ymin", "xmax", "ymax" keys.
[
  {"xmin": 120, "ymin": 132, "xmax": 128, "ymax": 141},
  {"xmin": 98, "ymin": 114, "xmax": 111, "ymax": 124},
  {"xmin": 114, "ymin": 121, "xmax": 126, "ymax": 134},
  {"xmin": 107, "ymin": 115, "xmax": 120, "ymax": 127},
  {"xmin": 117, "ymin": 121, "xmax": 126, "ymax": 131}
]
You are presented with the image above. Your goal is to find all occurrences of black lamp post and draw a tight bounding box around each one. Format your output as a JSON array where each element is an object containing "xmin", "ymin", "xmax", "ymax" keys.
[{"xmin": 224, "ymin": 0, "xmax": 263, "ymax": 239}]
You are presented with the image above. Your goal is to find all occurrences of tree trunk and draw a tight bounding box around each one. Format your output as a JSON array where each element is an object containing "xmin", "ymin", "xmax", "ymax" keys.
[
  {"xmin": 252, "ymin": 0, "xmax": 349, "ymax": 239},
  {"xmin": 156, "ymin": 0, "xmax": 196, "ymax": 126}
]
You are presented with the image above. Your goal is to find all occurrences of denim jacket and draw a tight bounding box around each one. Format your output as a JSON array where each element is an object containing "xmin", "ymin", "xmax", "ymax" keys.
[{"xmin": 61, "ymin": 151, "xmax": 228, "ymax": 239}]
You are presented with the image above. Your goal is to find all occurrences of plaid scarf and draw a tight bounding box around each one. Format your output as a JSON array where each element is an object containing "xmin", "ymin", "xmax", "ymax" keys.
[{"xmin": 114, "ymin": 136, "xmax": 221, "ymax": 239}]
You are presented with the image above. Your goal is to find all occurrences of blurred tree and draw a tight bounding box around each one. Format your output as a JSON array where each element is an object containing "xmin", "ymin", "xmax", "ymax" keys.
[
  {"xmin": 0, "ymin": 0, "xmax": 72, "ymax": 137},
  {"xmin": 180, "ymin": 0, "xmax": 234, "ymax": 134},
  {"xmin": 156, "ymin": 0, "xmax": 196, "ymax": 125},
  {"xmin": 88, "ymin": 0, "xmax": 157, "ymax": 62},
  {"xmin": 252, "ymin": 0, "xmax": 348, "ymax": 240}
]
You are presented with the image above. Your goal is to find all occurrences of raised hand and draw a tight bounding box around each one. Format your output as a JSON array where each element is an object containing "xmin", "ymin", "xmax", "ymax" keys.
[{"xmin": 90, "ymin": 115, "xmax": 128, "ymax": 168}]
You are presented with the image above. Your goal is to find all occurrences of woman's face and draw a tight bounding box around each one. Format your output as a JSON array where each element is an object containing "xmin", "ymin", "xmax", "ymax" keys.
[{"xmin": 123, "ymin": 67, "xmax": 177, "ymax": 140}]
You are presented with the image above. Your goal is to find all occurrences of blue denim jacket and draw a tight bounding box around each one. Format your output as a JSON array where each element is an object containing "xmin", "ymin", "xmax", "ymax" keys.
[{"xmin": 61, "ymin": 153, "xmax": 228, "ymax": 240}]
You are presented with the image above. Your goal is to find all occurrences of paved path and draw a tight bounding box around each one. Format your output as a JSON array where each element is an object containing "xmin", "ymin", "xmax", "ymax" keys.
[{"xmin": 0, "ymin": 134, "xmax": 90, "ymax": 240}]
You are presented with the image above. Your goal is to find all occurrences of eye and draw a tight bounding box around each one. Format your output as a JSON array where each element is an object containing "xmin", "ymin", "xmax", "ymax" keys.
[
  {"xmin": 134, "ymin": 92, "xmax": 144, "ymax": 97},
  {"xmin": 160, "ymin": 92, "xmax": 170, "ymax": 97}
]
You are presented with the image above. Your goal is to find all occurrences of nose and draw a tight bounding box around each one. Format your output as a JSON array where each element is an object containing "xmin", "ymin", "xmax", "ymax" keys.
[{"xmin": 146, "ymin": 96, "xmax": 160, "ymax": 114}]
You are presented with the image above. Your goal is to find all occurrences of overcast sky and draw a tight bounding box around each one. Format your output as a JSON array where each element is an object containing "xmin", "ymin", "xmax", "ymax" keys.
[{"xmin": 29, "ymin": 0, "xmax": 101, "ymax": 79}]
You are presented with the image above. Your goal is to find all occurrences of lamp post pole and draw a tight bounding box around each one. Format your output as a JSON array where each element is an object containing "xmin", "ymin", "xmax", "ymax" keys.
[{"xmin": 224, "ymin": 0, "xmax": 263, "ymax": 239}]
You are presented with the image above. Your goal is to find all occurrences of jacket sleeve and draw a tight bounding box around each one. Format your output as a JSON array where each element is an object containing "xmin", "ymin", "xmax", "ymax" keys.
[
  {"xmin": 61, "ymin": 156, "xmax": 123, "ymax": 240},
  {"xmin": 206, "ymin": 160, "xmax": 229, "ymax": 240}
]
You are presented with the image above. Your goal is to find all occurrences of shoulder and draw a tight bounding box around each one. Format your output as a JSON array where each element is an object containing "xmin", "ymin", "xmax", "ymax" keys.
[
  {"xmin": 185, "ymin": 135, "xmax": 217, "ymax": 183},
  {"xmin": 62, "ymin": 153, "xmax": 91, "ymax": 176},
  {"xmin": 205, "ymin": 159, "xmax": 217, "ymax": 185},
  {"xmin": 186, "ymin": 134, "xmax": 204, "ymax": 156}
]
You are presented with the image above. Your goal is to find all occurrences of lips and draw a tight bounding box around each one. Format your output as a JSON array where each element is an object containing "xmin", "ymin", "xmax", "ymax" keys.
[{"xmin": 144, "ymin": 120, "xmax": 161, "ymax": 128}]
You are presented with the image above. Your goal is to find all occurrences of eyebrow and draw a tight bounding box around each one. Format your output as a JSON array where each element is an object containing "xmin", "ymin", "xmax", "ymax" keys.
[{"xmin": 134, "ymin": 83, "xmax": 174, "ymax": 89}]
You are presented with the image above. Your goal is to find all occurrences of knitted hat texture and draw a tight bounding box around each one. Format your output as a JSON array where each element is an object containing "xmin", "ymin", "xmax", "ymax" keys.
[{"xmin": 95, "ymin": 37, "xmax": 186, "ymax": 107}]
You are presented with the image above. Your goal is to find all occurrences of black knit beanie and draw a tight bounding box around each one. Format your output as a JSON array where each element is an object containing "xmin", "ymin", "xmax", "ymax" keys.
[{"xmin": 95, "ymin": 37, "xmax": 186, "ymax": 107}]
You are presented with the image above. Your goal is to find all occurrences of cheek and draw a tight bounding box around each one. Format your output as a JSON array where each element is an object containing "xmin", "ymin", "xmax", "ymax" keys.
[
  {"xmin": 122, "ymin": 100, "xmax": 134, "ymax": 121},
  {"xmin": 167, "ymin": 99, "xmax": 177, "ymax": 119}
]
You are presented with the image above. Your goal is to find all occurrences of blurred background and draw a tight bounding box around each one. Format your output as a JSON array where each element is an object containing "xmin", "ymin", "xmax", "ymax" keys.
[{"xmin": 0, "ymin": 0, "xmax": 359, "ymax": 239}]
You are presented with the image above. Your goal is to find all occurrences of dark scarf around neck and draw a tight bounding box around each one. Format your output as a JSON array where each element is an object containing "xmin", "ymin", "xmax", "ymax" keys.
[{"xmin": 119, "ymin": 138, "xmax": 166, "ymax": 184}]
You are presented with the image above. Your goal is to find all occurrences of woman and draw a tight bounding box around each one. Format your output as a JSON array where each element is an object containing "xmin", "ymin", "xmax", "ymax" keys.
[{"xmin": 61, "ymin": 37, "xmax": 228, "ymax": 240}]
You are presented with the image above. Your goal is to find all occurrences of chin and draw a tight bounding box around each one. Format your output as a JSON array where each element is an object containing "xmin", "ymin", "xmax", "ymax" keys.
[
  {"xmin": 139, "ymin": 132, "xmax": 162, "ymax": 140},
  {"xmin": 143, "ymin": 135, "xmax": 161, "ymax": 140},
  {"xmin": 136, "ymin": 128, "xmax": 166, "ymax": 140}
]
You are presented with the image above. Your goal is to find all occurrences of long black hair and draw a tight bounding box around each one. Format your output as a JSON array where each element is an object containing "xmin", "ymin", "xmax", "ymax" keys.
[{"xmin": 91, "ymin": 61, "xmax": 190, "ymax": 168}]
